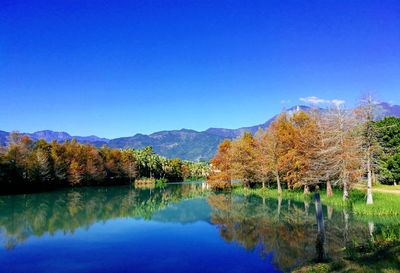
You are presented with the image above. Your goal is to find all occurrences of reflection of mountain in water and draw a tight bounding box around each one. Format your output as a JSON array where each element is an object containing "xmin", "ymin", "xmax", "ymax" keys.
[
  {"xmin": 0, "ymin": 183, "xmax": 208, "ymax": 249},
  {"xmin": 152, "ymin": 198, "xmax": 211, "ymax": 224}
]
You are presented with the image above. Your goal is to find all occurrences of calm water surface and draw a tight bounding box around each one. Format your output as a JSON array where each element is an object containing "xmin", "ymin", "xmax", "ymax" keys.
[{"xmin": 0, "ymin": 183, "xmax": 398, "ymax": 273}]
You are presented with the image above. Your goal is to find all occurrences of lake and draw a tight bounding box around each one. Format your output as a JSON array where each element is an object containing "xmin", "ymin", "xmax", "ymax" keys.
[{"xmin": 0, "ymin": 182, "xmax": 398, "ymax": 273}]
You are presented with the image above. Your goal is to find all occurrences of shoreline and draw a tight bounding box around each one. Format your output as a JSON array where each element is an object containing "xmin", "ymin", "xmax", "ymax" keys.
[{"xmin": 232, "ymin": 186, "xmax": 400, "ymax": 216}]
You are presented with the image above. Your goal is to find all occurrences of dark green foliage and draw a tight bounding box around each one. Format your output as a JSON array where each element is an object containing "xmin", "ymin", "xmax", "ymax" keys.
[
  {"xmin": 375, "ymin": 116, "xmax": 400, "ymax": 152},
  {"xmin": 375, "ymin": 116, "xmax": 400, "ymax": 184},
  {"xmin": 386, "ymin": 153, "xmax": 400, "ymax": 182}
]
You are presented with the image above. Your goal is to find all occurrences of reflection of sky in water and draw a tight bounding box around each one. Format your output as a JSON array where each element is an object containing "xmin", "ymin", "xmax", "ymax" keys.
[
  {"xmin": 0, "ymin": 211, "xmax": 278, "ymax": 273},
  {"xmin": 151, "ymin": 198, "xmax": 211, "ymax": 224}
]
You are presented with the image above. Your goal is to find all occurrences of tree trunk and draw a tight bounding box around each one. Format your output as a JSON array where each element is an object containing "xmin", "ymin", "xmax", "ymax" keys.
[
  {"xmin": 277, "ymin": 196, "xmax": 282, "ymax": 218},
  {"xmin": 343, "ymin": 209, "xmax": 349, "ymax": 242},
  {"xmin": 262, "ymin": 180, "xmax": 265, "ymax": 189},
  {"xmin": 304, "ymin": 201, "xmax": 310, "ymax": 215},
  {"xmin": 276, "ymin": 170, "xmax": 282, "ymax": 195},
  {"xmin": 314, "ymin": 193, "xmax": 326, "ymax": 262},
  {"xmin": 367, "ymin": 155, "xmax": 373, "ymax": 204},
  {"xmin": 368, "ymin": 221, "xmax": 375, "ymax": 243},
  {"xmin": 342, "ymin": 179, "xmax": 349, "ymax": 201},
  {"xmin": 327, "ymin": 206, "xmax": 333, "ymax": 220},
  {"xmin": 326, "ymin": 180, "xmax": 333, "ymax": 197},
  {"xmin": 304, "ymin": 184, "xmax": 310, "ymax": 194}
]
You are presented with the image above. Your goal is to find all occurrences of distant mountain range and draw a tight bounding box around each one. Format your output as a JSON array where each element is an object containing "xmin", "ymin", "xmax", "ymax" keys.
[{"xmin": 1, "ymin": 103, "xmax": 400, "ymax": 161}]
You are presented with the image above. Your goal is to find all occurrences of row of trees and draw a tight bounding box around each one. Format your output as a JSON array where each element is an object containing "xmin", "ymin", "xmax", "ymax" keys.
[
  {"xmin": 0, "ymin": 133, "xmax": 210, "ymax": 193},
  {"xmin": 208, "ymin": 97, "xmax": 400, "ymax": 204}
]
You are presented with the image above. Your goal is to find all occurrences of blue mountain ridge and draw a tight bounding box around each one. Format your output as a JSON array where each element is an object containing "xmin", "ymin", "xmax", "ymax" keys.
[{"xmin": 1, "ymin": 103, "xmax": 399, "ymax": 161}]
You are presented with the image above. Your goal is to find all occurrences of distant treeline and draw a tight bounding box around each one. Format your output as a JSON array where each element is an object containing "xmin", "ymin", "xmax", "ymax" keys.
[
  {"xmin": 0, "ymin": 133, "xmax": 210, "ymax": 194},
  {"xmin": 208, "ymin": 97, "xmax": 400, "ymax": 204}
]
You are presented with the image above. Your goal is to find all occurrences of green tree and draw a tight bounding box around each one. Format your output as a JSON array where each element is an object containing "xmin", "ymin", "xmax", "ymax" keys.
[{"xmin": 375, "ymin": 116, "xmax": 400, "ymax": 185}]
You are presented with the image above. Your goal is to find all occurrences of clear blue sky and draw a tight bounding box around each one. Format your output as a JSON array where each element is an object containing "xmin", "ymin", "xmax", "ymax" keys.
[{"xmin": 1, "ymin": 0, "xmax": 399, "ymax": 138}]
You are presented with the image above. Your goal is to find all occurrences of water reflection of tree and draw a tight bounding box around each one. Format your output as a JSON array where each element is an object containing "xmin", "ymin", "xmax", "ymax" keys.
[
  {"xmin": 0, "ymin": 184, "xmax": 206, "ymax": 248},
  {"xmin": 207, "ymin": 194, "xmax": 379, "ymax": 272}
]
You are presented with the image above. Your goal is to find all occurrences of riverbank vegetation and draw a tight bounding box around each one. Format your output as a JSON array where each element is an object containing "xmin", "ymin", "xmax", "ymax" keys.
[
  {"xmin": 0, "ymin": 133, "xmax": 210, "ymax": 194},
  {"xmin": 208, "ymin": 97, "xmax": 400, "ymax": 209}
]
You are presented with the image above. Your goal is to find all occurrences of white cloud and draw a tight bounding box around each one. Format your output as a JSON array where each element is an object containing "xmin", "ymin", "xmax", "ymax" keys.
[
  {"xmin": 300, "ymin": 96, "xmax": 345, "ymax": 107},
  {"xmin": 300, "ymin": 96, "xmax": 328, "ymax": 104},
  {"xmin": 331, "ymin": 99, "xmax": 345, "ymax": 107}
]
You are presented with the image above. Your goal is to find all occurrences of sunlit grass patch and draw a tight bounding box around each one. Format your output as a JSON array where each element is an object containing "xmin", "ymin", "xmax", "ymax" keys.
[
  {"xmin": 352, "ymin": 192, "xmax": 400, "ymax": 216},
  {"xmin": 320, "ymin": 189, "xmax": 400, "ymax": 216}
]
